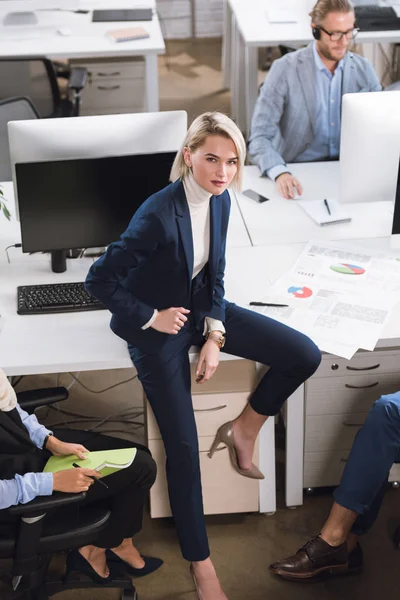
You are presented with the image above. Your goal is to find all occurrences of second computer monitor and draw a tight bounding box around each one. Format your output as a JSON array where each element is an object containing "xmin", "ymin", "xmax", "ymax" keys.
[{"xmin": 339, "ymin": 91, "xmax": 400, "ymax": 204}]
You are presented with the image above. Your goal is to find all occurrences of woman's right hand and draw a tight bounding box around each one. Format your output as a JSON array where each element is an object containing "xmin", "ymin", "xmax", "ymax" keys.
[
  {"xmin": 151, "ymin": 307, "xmax": 190, "ymax": 334},
  {"xmin": 52, "ymin": 468, "xmax": 101, "ymax": 493}
]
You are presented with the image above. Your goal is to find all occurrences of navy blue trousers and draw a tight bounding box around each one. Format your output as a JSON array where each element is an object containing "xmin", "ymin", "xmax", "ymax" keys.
[
  {"xmin": 129, "ymin": 301, "xmax": 321, "ymax": 561},
  {"xmin": 335, "ymin": 392, "xmax": 400, "ymax": 536}
]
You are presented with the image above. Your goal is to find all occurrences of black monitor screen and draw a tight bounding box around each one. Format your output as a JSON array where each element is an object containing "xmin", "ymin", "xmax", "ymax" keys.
[
  {"xmin": 16, "ymin": 152, "xmax": 175, "ymax": 252},
  {"xmin": 392, "ymin": 157, "xmax": 400, "ymax": 235}
]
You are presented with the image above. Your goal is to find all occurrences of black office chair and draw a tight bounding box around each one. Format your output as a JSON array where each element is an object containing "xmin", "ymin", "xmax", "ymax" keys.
[
  {"xmin": 0, "ymin": 57, "xmax": 87, "ymax": 118},
  {"xmin": 16, "ymin": 386, "xmax": 69, "ymax": 415},
  {"xmin": 0, "ymin": 392, "xmax": 138, "ymax": 600}
]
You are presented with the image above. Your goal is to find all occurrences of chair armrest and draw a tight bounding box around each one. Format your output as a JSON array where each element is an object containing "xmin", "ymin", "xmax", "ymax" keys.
[
  {"xmin": 7, "ymin": 491, "xmax": 86, "ymax": 517},
  {"xmin": 16, "ymin": 387, "xmax": 68, "ymax": 413},
  {"xmin": 68, "ymin": 66, "xmax": 88, "ymax": 92}
]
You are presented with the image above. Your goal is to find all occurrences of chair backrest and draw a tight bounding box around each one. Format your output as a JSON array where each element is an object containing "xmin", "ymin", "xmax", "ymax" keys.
[
  {"xmin": 0, "ymin": 96, "xmax": 39, "ymax": 180},
  {"xmin": 0, "ymin": 58, "xmax": 60, "ymax": 118}
]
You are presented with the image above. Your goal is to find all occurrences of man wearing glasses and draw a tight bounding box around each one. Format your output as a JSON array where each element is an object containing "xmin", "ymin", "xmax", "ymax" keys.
[{"xmin": 249, "ymin": 0, "xmax": 381, "ymax": 199}]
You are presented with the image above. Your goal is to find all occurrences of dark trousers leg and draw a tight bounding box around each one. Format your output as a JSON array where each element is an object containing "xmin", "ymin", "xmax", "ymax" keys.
[
  {"xmin": 222, "ymin": 303, "xmax": 322, "ymax": 416},
  {"xmin": 129, "ymin": 329, "xmax": 210, "ymax": 562},
  {"xmin": 52, "ymin": 429, "xmax": 156, "ymax": 548},
  {"xmin": 333, "ymin": 392, "xmax": 400, "ymax": 535}
]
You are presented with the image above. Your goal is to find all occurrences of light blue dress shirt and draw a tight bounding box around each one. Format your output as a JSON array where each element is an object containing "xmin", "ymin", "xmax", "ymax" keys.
[
  {"xmin": 267, "ymin": 42, "xmax": 345, "ymax": 181},
  {"xmin": 0, "ymin": 405, "xmax": 53, "ymax": 510}
]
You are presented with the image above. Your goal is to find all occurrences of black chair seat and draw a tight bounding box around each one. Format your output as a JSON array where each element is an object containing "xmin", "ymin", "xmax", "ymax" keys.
[{"xmin": 0, "ymin": 507, "xmax": 110, "ymax": 558}]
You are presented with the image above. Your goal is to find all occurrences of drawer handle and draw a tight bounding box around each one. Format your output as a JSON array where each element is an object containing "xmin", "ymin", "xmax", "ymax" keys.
[
  {"xmin": 199, "ymin": 446, "xmax": 226, "ymax": 454},
  {"xmin": 97, "ymin": 85, "xmax": 121, "ymax": 90},
  {"xmin": 96, "ymin": 71, "xmax": 121, "ymax": 77},
  {"xmin": 340, "ymin": 458, "xmax": 348, "ymax": 462},
  {"xmin": 346, "ymin": 363, "xmax": 380, "ymax": 371},
  {"xmin": 194, "ymin": 405, "xmax": 227, "ymax": 413},
  {"xmin": 342, "ymin": 421, "xmax": 363, "ymax": 427},
  {"xmin": 345, "ymin": 381, "xmax": 379, "ymax": 389}
]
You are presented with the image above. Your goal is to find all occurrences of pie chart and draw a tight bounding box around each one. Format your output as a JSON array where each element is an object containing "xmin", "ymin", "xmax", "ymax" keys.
[
  {"xmin": 330, "ymin": 263, "xmax": 365, "ymax": 275},
  {"xmin": 288, "ymin": 286, "xmax": 313, "ymax": 298}
]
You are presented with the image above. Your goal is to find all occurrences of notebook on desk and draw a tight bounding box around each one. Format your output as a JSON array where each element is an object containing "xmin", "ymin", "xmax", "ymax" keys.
[{"xmin": 297, "ymin": 198, "xmax": 352, "ymax": 226}]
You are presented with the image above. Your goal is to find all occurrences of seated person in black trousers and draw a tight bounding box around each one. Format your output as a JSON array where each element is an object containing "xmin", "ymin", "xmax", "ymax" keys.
[
  {"xmin": 269, "ymin": 391, "xmax": 400, "ymax": 582},
  {"xmin": 0, "ymin": 368, "xmax": 162, "ymax": 583}
]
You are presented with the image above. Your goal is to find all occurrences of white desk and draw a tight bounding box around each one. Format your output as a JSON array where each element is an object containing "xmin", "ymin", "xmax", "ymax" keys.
[
  {"xmin": 223, "ymin": 0, "xmax": 400, "ymax": 133},
  {"xmin": 0, "ymin": 0, "xmax": 165, "ymax": 112},
  {"xmin": 239, "ymin": 162, "xmax": 394, "ymax": 246},
  {"xmin": 237, "ymin": 161, "xmax": 400, "ymax": 508}
]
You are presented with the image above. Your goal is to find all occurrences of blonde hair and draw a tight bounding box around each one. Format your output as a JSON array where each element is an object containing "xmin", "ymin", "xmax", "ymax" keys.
[
  {"xmin": 309, "ymin": 0, "xmax": 354, "ymax": 25},
  {"xmin": 170, "ymin": 112, "xmax": 246, "ymax": 191}
]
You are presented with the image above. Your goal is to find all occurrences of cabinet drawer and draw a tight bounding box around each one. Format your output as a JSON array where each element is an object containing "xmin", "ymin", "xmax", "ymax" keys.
[
  {"xmin": 189, "ymin": 359, "xmax": 256, "ymax": 395},
  {"xmin": 305, "ymin": 372, "xmax": 400, "ymax": 416},
  {"xmin": 71, "ymin": 58, "xmax": 145, "ymax": 80},
  {"xmin": 82, "ymin": 78, "xmax": 145, "ymax": 110},
  {"xmin": 313, "ymin": 349, "xmax": 400, "ymax": 378},
  {"xmin": 146, "ymin": 391, "xmax": 250, "ymax": 440},
  {"xmin": 149, "ymin": 436, "xmax": 259, "ymax": 518},
  {"xmin": 304, "ymin": 450, "xmax": 400, "ymax": 488},
  {"xmin": 305, "ymin": 413, "xmax": 368, "ymax": 453}
]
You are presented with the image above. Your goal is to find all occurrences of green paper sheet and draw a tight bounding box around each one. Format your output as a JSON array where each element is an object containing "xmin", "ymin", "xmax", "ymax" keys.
[{"xmin": 43, "ymin": 447, "xmax": 137, "ymax": 477}]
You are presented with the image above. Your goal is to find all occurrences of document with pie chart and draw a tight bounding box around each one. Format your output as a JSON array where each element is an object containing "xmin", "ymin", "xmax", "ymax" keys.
[{"xmin": 255, "ymin": 240, "xmax": 400, "ymax": 359}]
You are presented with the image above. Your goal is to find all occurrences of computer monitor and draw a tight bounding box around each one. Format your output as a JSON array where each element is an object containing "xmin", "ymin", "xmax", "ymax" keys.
[
  {"xmin": 8, "ymin": 111, "xmax": 188, "ymax": 272},
  {"xmin": 390, "ymin": 157, "xmax": 400, "ymax": 248},
  {"xmin": 339, "ymin": 91, "xmax": 400, "ymax": 204}
]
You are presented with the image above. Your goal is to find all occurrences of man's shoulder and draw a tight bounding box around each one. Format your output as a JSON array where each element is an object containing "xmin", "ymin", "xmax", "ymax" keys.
[{"xmin": 270, "ymin": 44, "xmax": 312, "ymax": 71}]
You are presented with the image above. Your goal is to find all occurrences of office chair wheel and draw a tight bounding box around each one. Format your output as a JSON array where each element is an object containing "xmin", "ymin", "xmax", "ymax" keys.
[{"xmin": 121, "ymin": 589, "xmax": 138, "ymax": 600}]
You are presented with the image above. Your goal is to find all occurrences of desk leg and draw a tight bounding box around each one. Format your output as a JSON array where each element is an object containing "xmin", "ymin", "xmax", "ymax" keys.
[
  {"xmin": 285, "ymin": 384, "xmax": 304, "ymax": 508},
  {"xmin": 245, "ymin": 45, "xmax": 258, "ymax": 139},
  {"xmin": 145, "ymin": 54, "xmax": 159, "ymax": 112},
  {"xmin": 232, "ymin": 23, "xmax": 247, "ymax": 133},
  {"xmin": 259, "ymin": 416, "xmax": 276, "ymax": 514},
  {"xmin": 222, "ymin": 0, "xmax": 232, "ymax": 90}
]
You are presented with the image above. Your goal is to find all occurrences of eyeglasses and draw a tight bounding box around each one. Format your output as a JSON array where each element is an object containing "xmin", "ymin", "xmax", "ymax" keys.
[{"xmin": 319, "ymin": 26, "xmax": 359, "ymax": 42}]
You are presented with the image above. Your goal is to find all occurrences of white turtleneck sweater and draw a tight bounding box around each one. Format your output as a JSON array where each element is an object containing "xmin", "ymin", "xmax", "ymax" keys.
[{"xmin": 142, "ymin": 174, "xmax": 225, "ymax": 335}]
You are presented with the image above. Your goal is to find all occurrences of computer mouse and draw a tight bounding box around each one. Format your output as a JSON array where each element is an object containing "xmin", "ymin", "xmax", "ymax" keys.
[{"xmin": 57, "ymin": 27, "xmax": 72, "ymax": 36}]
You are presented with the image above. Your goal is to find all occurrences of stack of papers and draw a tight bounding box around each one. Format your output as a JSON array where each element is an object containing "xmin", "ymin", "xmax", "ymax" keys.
[{"xmin": 254, "ymin": 240, "xmax": 400, "ymax": 359}]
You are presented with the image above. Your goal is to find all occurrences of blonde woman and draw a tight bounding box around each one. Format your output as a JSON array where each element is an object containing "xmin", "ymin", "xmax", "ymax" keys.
[{"xmin": 86, "ymin": 112, "xmax": 321, "ymax": 599}]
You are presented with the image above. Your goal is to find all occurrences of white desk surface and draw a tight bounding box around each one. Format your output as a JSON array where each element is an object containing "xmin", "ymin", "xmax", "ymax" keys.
[
  {"xmin": 229, "ymin": 0, "xmax": 400, "ymax": 47},
  {"xmin": 0, "ymin": 1, "xmax": 165, "ymax": 59},
  {"xmin": 239, "ymin": 162, "xmax": 394, "ymax": 246}
]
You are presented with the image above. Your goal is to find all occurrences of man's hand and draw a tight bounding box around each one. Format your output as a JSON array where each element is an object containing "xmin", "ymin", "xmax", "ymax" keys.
[
  {"xmin": 53, "ymin": 468, "xmax": 102, "ymax": 493},
  {"xmin": 151, "ymin": 307, "xmax": 190, "ymax": 334},
  {"xmin": 46, "ymin": 436, "xmax": 88, "ymax": 460},
  {"xmin": 195, "ymin": 339, "xmax": 220, "ymax": 384},
  {"xmin": 276, "ymin": 172, "xmax": 303, "ymax": 200}
]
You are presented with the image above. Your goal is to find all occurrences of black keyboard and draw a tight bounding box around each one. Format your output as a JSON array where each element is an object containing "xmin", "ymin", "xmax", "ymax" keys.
[
  {"xmin": 355, "ymin": 5, "xmax": 400, "ymax": 31},
  {"xmin": 17, "ymin": 282, "xmax": 106, "ymax": 315}
]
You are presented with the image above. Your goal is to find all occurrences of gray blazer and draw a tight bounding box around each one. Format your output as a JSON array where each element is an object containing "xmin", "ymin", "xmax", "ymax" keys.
[{"xmin": 248, "ymin": 43, "xmax": 381, "ymax": 175}]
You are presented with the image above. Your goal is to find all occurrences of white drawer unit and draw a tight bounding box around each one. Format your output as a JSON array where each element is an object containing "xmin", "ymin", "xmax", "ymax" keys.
[
  {"xmin": 70, "ymin": 57, "xmax": 146, "ymax": 115},
  {"xmin": 303, "ymin": 348, "xmax": 400, "ymax": 491},
  {"xmin": 156, "ymin": 0, "xmax": 224, "ymax": 39},
  {"xmin": 145, "ymin": 359, "xmax": 259, "ymax": 517},
  {"xmin": 149, "ymin": 436, "xmax": 260, "ymax": 518}
]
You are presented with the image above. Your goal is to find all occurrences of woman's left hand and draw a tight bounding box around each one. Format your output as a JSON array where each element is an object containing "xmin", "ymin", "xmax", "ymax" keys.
[
  {"xmin": 46, "ymin": 436, "xmax": 89, "ymax": 460},
  {"xmin": 195, "ymin": 339, "xmax": 220, "ymax": 384}
]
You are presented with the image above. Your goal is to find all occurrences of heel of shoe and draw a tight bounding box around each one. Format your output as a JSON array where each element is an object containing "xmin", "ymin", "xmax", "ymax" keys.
[{"xmin": 208, "ymin": 432, "xmax": 222, "ymax": 459}]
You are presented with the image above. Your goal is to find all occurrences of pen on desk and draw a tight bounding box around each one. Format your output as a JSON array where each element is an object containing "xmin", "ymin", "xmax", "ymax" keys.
[
  {"xmin": 72, "ymin": 462, "xmax": 109, "ymax": 489},
  {"xmin": 249, "ymin": 302, "xmax": 289, "ymax": 307},
  {"xmin": 324, "ymin": 198, "xmax": 331, "ymax": 215}
]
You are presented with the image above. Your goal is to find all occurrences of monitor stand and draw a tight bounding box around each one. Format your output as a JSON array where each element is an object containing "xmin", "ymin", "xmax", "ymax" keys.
[
  {"xmin": 3, "ymin": 11, "xmax": 38, "ymax": 26},
  {"xmin": 51, "ymin": 250, "xmax": 67, "ymax": 273}
]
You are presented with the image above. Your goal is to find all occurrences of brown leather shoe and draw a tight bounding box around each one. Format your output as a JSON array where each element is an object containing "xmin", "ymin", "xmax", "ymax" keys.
[{"xmin": 269, "ymin": 535, "xmax": 350, "ymax": 581}]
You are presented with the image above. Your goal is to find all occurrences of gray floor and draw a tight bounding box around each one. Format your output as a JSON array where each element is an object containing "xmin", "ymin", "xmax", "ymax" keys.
[{"xmin": 3, "ymin": 39, "xmax": 400, "ymax": 600}]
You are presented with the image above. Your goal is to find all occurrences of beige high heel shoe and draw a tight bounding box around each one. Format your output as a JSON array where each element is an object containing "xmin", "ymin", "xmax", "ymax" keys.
[{"xmin": 208, "ymin": 421, "xmax": 264, "ymax": 479}]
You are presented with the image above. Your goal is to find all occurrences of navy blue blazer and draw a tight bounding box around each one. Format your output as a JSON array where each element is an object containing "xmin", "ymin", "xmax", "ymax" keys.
[{"xmin": 85, "ymin": 179, "xmax": 230, "ymax": 352}]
